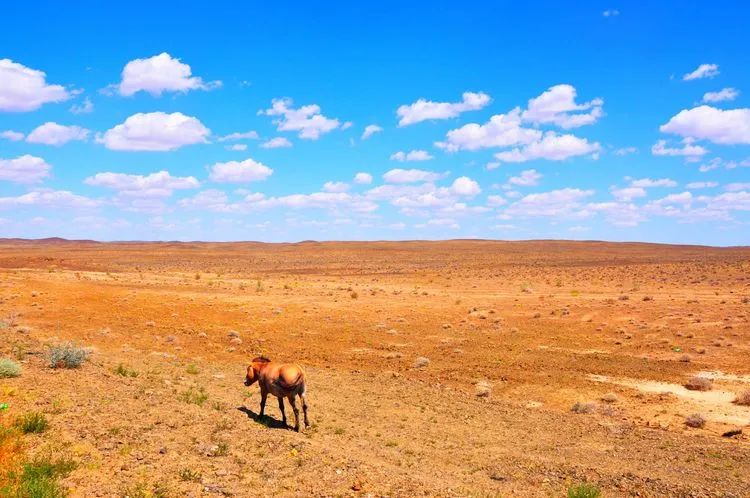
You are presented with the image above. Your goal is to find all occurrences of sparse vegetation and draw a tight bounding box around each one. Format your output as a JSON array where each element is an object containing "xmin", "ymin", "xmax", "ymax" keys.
[
  {"xmin": 114, "ymin": 364, "xmax": 138, "ymax": 377},
  {"xmin": 15, "ymin": 412, "xmax": 48, "ymax": 434},
  {"xmin": 567, "ymin": 483, "xmax": 601, "ymax": 498},
  {"xmin": 1, "ymin": 456, "xmax": 76, "ymax": 498},
  {"xmin": 186, "ymin": 363, "xmax": 199, "ymax": 375},
  {"xmin": 684, "ymin": 376, "xmax": 713, "ymax": 392},
  {"xmin": 48, "ymin": 342, "xmax": 89, "ymax": 369},
  {"xmin": 571, "ymin": 402, "xmax": 596, "ymax": 414},
  {"xmin": 180, "ymin": 386, "xmax": 208, "ymax": 406},
  {"xmin": 734, "ymin": 390, "xmax": 750, "ymax": 406},
  {"xmin": 0, "ymin": 358, "xmax": 21, "ymax": 378},
  {"xmin": 179, "ymin": 468, "xmax": 202, "ymax": 482},
  {"xmin": 685, "ymin": 413, "xmax": 706, "ymax": 428}
]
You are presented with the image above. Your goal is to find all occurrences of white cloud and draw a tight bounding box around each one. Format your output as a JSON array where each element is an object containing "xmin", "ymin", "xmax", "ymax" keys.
[
  {"xmin": 98, "ymin": 112, "xmax": 210, "ymax": 151},
  {"xmin": 383, "ymin": 168, "xmax": 446, "ymax": 184},
  {"xmin": 225, "ymin": 144, "xmax": 247, "ymax": 151},
  {"xmin": 0, "ymin": 189, "xmax": 100, "ymax": 209},
  {"xmin": 502, "ymin": 188, "xmax": 594, "ymax": 218},
  {"xmin": 116, "ymin": 53, "xmax": 220, "ymax": 97},
  {"xmin": 725, "ymin": 182, "xmax": 750, "ymax": 192},
  {"xmin": 322, "ymin": 181, "xmax": 350, "ymax": 193},
  {"xmin": 217, "ymin": 131, "xmax": 259, "ymax": 142},
  {"xmin": 397, "ymin": 91, "xmax": 490, "ymax": 126},
  {"xmin": 686, "ymin": 181, "xmax": 718, "ymax": 189},
  {"xmin": 353, "ymin": 172, "xmax": 373, "ymax": 184},
  {"xmin": 588, "ymin": 202, "xmax": 647, "ymax": 227},
  {"xmin": 84, "ymin": 170, "xmax": 200, "ymax": 197},
  {"xmin": 702, "ymin": 88, "xmax": 739, "ymax": 103},
  {"xmin": 660, "ymin": 106, "xmax": 750, "ymax": 145},
  {"xmin": 494, "ymin": 132, "xmax": 600, "ymax": 163},
  {"xmin": 610, "ymin": 186, "xmax": 646, "ymax": 201},
  {"xmin": 260, "ymin": 137, "xmax": 292, "ymax": 149},
  {"xmin": 450, "ymin": 176, "xmax": 481, "ymax": 196},
  {"xmin": 390, "ymin": 150, "xmax": 434, "ymax": 162},
  {"xmin": 208, "ymin": 158, "xmax": 273, "ymax": 183},
  {"xmin": 487, "ymin": 195, "xmax": 507, "ymax": 207},
  {"xmin": 436, "ymin": 108, "xmax": 541, "ymax": 152},
  {"xmin": 26, "ymin": 122, "xmax": 89, "ymax": 146},
  {"xmin": 651, "ymin": 139, "xmax": 708, "ymax": 157},
  {"xmin": 505, "ymin": 169, "xmax": 542, "ymax": 187},
  {"xmin": 683, "ymin": 63, "xmax": 719, "ymax": 81},
  {"xmin": 260, "ymin": 98, "xmax": 341, "ymax": 139},
  {"xmin": 0, "ymin": 155, "xmax": 52, "ymax": 184},
  {"xmin": 615, "ymin": 147, "xmax": 637, "ymax": 156},
  {"xmin": 361, "ymin": 124, "xmax": 382, "ymax": 140},
  {"xmin": 1, "ymin": 130, "xmax": 24, "ymax": 141},
  {"xmin": 0, "ymin": 59, "xmax": 71, "ymax": 112},
  {"xmin": 602, "ymin": 9, "xmax": 620, "ymax": 17},
  {"xmin": 522, "ymin": 84, "xmax": 604, "ymax": 129},
  {"xmin": 629, "ymin": 177, "xmax": 677, "ymax": 188},
  {"xmin": 706, "ymin": 191, "xmax": 750, "ymax": 211},
  {"xmin": 69, "ymin": 97, "xmax": 93, "ymax": 114}
]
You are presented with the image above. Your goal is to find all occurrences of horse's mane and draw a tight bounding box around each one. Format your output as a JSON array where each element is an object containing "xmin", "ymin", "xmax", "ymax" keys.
[{"xmin": 252, "ymin": 355, "xmax": 271, "ymax": 363}]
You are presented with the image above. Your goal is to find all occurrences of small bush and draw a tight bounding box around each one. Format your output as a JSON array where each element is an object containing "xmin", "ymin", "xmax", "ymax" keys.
[
  {"xmin": 121, "ymin": 482, "xmax": 170, "ymax": 498},
  {"xmin": 684, "ymin": 376, "xmax": 712, "ymax": 391},
  {"xmin": 0, "ymin": 358, "xmax": 21, "ymax": 378},
  {"xmin": 15, "ymin": 412, "xmax": 48, "ymax": 434},
  {"xmin": 114, "ymin": 364, "xmax": 138, "ymax": 377},
  {"xmin": 600, "ymin": 392, "xmax": 618, "ymax": 403},
  {"xmin": 179, "ymin": 468, "xmax": 201, "ymax": 482},
  {"xmin": 567, "ymin": 483, "xmax": 601, "ymax": 498},
  {"xmin": 685, "ymin": 413, "xmax": 706, "ymax": 428},
  {"xmin": 186, "ymin": 364, "xmax": 199, "ymax": 375},
  {"xmin": 48, "ymin": 342, "xmax": 89, "ymax": 369},
  {"xmin": 4, "ymin": 456, "xmax": 76, "ymax": 498},
  {"xmin": 733, "ymin": 390, "xmax": 750, "ymax": 406},
  {"xmin": 180, "ymin": 386, "xmax": 208, "ymax": 406},
  {"xmin": 413, "ymin": 356, "xmax": 430, "ymax": 368},
  {"xmin": 570, "ymin": 402, "xmax": 596, "ymax": 414}
]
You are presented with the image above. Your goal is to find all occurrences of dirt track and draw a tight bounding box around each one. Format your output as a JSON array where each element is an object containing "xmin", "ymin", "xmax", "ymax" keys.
[{"xmin": 1, "ymin": 239, "xmax": 749, "ymax": 497}]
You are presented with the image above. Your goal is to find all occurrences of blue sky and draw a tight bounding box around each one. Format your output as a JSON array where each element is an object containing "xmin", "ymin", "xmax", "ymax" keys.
[{"xmin": 1, "ymin": 2, "xmax": 749, "ymax": 244}]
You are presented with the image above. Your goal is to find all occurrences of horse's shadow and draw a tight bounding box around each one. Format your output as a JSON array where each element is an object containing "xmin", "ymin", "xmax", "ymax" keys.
[{"xmin": 237, "ymin": 406, "xmax": 289, "ymax": 430}]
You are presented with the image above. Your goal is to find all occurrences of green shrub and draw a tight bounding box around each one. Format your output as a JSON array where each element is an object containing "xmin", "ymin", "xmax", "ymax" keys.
[
  {"xmin": 121, "ymin": 482, "xmax": 169, "ymax": 498},
  {"xmin": 114, "ymin": 364, "xmax": 138, "ymax": 377},
  {"xmin": 48, "ymin": 343, "xmax": 89, "ymax": 369},
  {"xmin": 15, "ymin": 411, "xmax": 48, "ymax": 434},
  {"xmin": 186, "ymin": 364, "xmax": 199, "ymax": 375},
  {"xmin": 2, "ymin": 456, "xmax": 75, "ymax": 498},
  {"xmin": 0, "ymin": 358, "xmax": 21, "ymax": 378},
  {"xmin": 179, "ymin": 386, "xmax": 208, "ymax": 406},
  {"xmin": 568, "ymin": 483, "xmax": 601, "ymax": 498}
]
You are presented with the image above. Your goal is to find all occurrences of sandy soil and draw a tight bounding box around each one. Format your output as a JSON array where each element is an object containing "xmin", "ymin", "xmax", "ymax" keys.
[{"xmin": 1, "ymin": 239, "xmax": 749, "ymax": 497}]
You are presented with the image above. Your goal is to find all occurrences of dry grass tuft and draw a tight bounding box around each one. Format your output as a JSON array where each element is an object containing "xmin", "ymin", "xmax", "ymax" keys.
[
  {"xmin": 684, "ymin": 413, "xmax": 706, "ymax": 428},
  {"xmin": 733, "ymin": 390, "xmax": 750, "ymax": 406},
  {"xmin": 684, "ymin": 376, "xmax": 712, "ymax": 391}
]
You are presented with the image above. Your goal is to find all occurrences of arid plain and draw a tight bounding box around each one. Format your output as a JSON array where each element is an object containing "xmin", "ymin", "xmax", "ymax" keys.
[{"xmin": 1, "ymin": 239, "xmax": 749, "ymax": 497}]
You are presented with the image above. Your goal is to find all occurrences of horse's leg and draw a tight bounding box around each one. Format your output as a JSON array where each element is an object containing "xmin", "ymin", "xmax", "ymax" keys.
[
  {"xmin": 259, "ymin": 386, "xmax": 267, "ymax": 418},
  {"xmin": 287, "ymin": 394, "xmax": 300, "ymax": 432},
  {"xmin": 278, "ymin": 396, "xmax": 287, "ymax": 426},
  {"xmin": 300, "ymin": 392, "xmax": 310, "ymax": 428}
]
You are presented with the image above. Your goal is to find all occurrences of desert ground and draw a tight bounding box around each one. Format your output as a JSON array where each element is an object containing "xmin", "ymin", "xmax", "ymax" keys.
[{"xmin": 1, "ymin": 239, "xmax": 749, "ymax": 497}]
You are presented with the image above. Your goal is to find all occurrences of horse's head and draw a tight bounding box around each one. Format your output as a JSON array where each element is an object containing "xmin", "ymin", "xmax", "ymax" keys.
[{"xmin": 244, "ymin": 356, "xmax": 270, "ymax": 386}]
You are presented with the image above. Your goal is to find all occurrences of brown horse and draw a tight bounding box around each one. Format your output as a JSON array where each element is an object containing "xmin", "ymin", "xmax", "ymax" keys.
[{"xmin": 244, "ymin": 356, "xmax": 310, "ymax": 431}]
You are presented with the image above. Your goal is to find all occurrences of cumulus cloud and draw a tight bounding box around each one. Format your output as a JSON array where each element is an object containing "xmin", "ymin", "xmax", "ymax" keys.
[
  {"xmin": 69, "ymin": 97, "xmax": 94, "ymax": 114},
  {"xmin": 629, "ymin": 178, "xmax": 677, "ymax": 188},
  {"xmin": 502, "ymin": 188, "xmax": 594, "ymax": 218},
  {"xmin": 217, "ymin": 131, "xmax": 259, "ymax": 142},
  {"xmin": 436, "ymin": 108, "xmax": 541, "ymax": 152},
  {"xmin": 208, "ymin": 158, "xmax": 273, "ymax": 183},
  {"xmin": 322, "ymin": 181, "xmax": 350, "ymax": 193},
  {"xmin": 0, "ymin": 59, "xmax": 72, "ymax": 112},
  {"xmin": 225, "ymin": 144, "xmax": 247, "ymax": 151},
  {"xmin": 610, "ymin": 186, "xmax": 646, "ymax": 201},
  {"xmin": 397, "ymin": 91, "xmax": 490, "ymax": 126},
  {"xmin": 0, "ymin": 155, "xmax": 52, "ymax": 184},
  {"xmin": 660, "ymin": 106, "xmax": 750, "ymax": 145},
  {"xmin": 703, "ymin": 88, "xmax": 739, "ymax": 103},
  {"xmin": 725, "ymin": 182, "xmax": 750, "ymax": 192},
  {"xmin": 353, "ymin": 172, "xmax": 373, "ymax": 184},
  {"xmin": 361, "ymin": 124, "xmax": 383, "ymax": 140},
  {"xmin": 505, "ymin": 169, "xmax": 542, "ymax": 187},
  {"xmin": 260, "ymin": 137, "xmax": 292, "ymax": 149},
  {"xmin": 260, "ymin": 98, "xmax": 341, "ymax": 139},
  {"xmin": 390, "ymin": 150, "xmax": 434, "ymax": 162},
  {"xmin": 1, "ymin": 130, "xmax": 24, "ymax": 142},
  {"xmin": 115, "ymin": 53, "xmax": 220, "ymax": 97},
  {"xmin": 0, "ymin": 189, "xmax": 100, "ymax": 209},
  {"xmin": 651, "ymin": 139, "xmax": 708, "ymax": 157},
  {"xmin": 686, "ymin": 181, "xmax": 718, "ymax": 189},
  {"xmin": 450, "ymin": 176, "xmax": 481, "ymax": 196},
  {"xmin": 493, "ymin": 132, "xmax": 600, "ymax": 163},
  {"xmin": 602, "ymin": 9, "xmax": 620, "ymax": 16},
  {"xmin": 98, "ymin": 112, "xmax": 210, "ymax": 151},
  {"xmin": 383, "ymin": 168, "xmax": 447, "ymax": 184},
  {"xmin": 522, "ymin": 84, "xmax": 604, "ymax": 129},
  {"xmin": 84, "ymin": 170, "xmax": 200, "ymax": 198},
  {"xmin": 26, "ymin": 122, "xmax": 89, "ymax": 146},
  {"xmin": 683, "ymin": 63, "xmax": 719, "ymax": 81}
]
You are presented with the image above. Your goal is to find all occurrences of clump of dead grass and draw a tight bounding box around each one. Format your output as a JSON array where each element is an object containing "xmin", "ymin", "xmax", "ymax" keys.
[
  {"xmin": 685, "ymin": 413, "xmax": 706, "ymax": 428},
  {"xmin": 684, "ymin": 376, "xmax": 712, "ymax": 391},
  {"xmin": 733, "ymin": 390, "xmax": 750, "ymax": 406}
]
